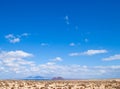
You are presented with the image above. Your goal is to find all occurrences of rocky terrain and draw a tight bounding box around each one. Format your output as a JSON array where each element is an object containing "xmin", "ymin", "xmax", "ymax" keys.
[{"xmin": 0, "ymin": 79, "xmax": 120, "ymax": 89}]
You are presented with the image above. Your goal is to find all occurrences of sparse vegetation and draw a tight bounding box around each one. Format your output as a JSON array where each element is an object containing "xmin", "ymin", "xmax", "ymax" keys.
[{"xmin": 0, "ymin": 79, "xmax": 120, "ymax": 89}]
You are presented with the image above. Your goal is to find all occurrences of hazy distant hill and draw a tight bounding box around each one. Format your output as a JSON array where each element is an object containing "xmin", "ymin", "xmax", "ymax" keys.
[{"xmin": 24, "ymin": 76, "xmax": 49, "ymax": 80}]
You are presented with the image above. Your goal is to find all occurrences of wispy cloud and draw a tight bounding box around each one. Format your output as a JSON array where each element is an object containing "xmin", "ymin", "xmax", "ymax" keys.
[
  {"xmin": 65, "ymin": 15, "xmax": 70, "ymax": 25},
  {"xmin": 85, "ymin": 38, "xmax": 89, "ymax": 42},
  {"xmin": 102, "ymin": 54, "xmax": 120, "ymax": 61},
  {"xmin": 69, "ymin": 53, "xmax": 80, "ymax": 56},
  {"xmin": 21, "ymin": 33, "xmax": 29, "ymax": 37},
  {"xmin": 75, "ymin": 26, "xmax": 79, "ymax": 30},
  {"xmin": 40, "ymin": 43, "xmax": 49, "ymax": 46},
  {"xmin": 69, "ymin": 49, "xmax": 107, "ymax": 56},
  {"xmin": 69, "ymin": 43, "xmax": 75, "ymax": 46},
  {"xmin": 69, "ymin": 42, "xmax": 80, "ymax": 47},
  {"xmin": 5, "ymin": 33, "xmax": 29, "ymax": 43},
  {"xmin": 83, "ymin": 50, "xmax": 107, "ymax": 55}
]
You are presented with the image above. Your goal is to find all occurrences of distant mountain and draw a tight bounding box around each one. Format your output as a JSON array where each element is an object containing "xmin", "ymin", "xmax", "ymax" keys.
[
  {"xmin": 24, "ymin": 76, "xmax": 49, "ymax": 80},
  {"xmin": 52, "ymin": 77, "xmax": 64, "ymax": 80}
]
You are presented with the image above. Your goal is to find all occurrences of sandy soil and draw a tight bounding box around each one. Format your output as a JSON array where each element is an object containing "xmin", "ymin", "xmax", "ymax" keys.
[{"xmin": 0, "ymin": 79, "xmax": 120, "ymax": 89}]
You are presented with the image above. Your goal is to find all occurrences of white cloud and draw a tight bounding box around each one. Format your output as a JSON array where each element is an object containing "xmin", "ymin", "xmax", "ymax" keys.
[
  {"xmin": 5, "ymin": 34, "xmax": 14, "ymax": 38},
  {"xmin": 52, "ymin": 57, "xmax": 63, "ymax": 62},
  {"xmin": 83, "ymin": 49, "xmax": 107, "ymax": 55},
  {"xmin": 0, "ymin": 50, "xmax": 119, "ymax": 79},
  {"xmin": 69, "ymin": 49, "xmax": 107, "ymax": 56},
  {"xmin": 10, "ymin": 38, "xmax": 20, "ymax": 43},
  {"xmin": 5, "ymin": 34, "xmax": 20, "ymax": 43},
  {"xmin": 65, "ymin": 16, "xmax": 69, "ymax": 20},
  {"xmin": 69, "ymin": 43, "xmax": 75, "ymax": 46},
  {"xmin": 69, "ymin": 53, "xmax": 80, "ymax": 56},
  {"xmin": 95, "ymin": 65, "xmax": 120, "ymax": 69},
  {"xmin": 21, "ymin": 33, "xmax": 29, "ymax": 36},
  {"xmin": 35, "ymin": 64, "xmax": 120, "ymax": 79},
  {"xmin": 69, "ymin": 42, "xmax": 80, "ymax": 47},
  {"xmin": 0, "ymin": 50, "xmax": 34, "ymax": 75},
  {"xmin": 0, "ymin": 50, "xmax": 33, "ymax": 59},
  {"xmin": 41, "ymin": 43, "xmax": 49, "ymax": 46},
  {"xmin": 5, "ymin": 33, "xmax": 29, "ymax": 43},
  {"xmin": 65, "ymin": 15, "xmax": 70, "ymax": 25},
  {"xmin": 102, "ymin": 54, "xmax": 120, "ymax": 61}
]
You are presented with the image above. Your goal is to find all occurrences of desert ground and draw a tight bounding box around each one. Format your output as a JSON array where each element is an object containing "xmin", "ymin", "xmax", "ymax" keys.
[{"xmin": 0, "ymin": 79, "xmax": 120, "ymax": 89}]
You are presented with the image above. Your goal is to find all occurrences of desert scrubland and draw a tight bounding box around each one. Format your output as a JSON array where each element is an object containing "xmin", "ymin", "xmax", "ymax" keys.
[{"xmin": 0, "ymin": 79, "xmax": 120, "ymax": 89}]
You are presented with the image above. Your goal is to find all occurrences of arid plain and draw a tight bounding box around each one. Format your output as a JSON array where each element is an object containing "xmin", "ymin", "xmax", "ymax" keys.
[{"xmin": 0, "ymin": 79, "xmax": 120, "ymax": 89}]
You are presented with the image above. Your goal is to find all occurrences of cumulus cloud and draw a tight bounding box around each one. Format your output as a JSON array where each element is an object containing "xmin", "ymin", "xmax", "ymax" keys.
[
  {"xmin": 69, "ymin": 49, "xmax": 107, "ymax": 56},
  {"xmin": 5, "ymin": 33, "xmax": 29, "ymax": 43},
  {"xmin": 0, "ymin": 50, "xmax": 119, "ymax": 79},
  {"xmin": 0, "ymin": 50, "xmax": 33, "ymax": 59},
  {"xmin": 32, "ymin": 64, "xmax": 120, "ymax": 79},
  {"xmin": 102, "ymin": 54, "xmax": 120, "ymax": 61},
  {"xmin": 0, "ymin": 50, "xmax": 34, "ymax": 75},
  {"xmin": 52, "ymin": 57, "xmax": 63, "ymax": 62},
  {"xmin": 5, "ymin": 34, "xmax": 20, "ymax": 43}
]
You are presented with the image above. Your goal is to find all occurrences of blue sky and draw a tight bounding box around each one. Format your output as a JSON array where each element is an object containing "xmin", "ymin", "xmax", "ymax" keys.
[{"xmin": 0, "ymin": 0, "xmax": 120, "ymax": 79}]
